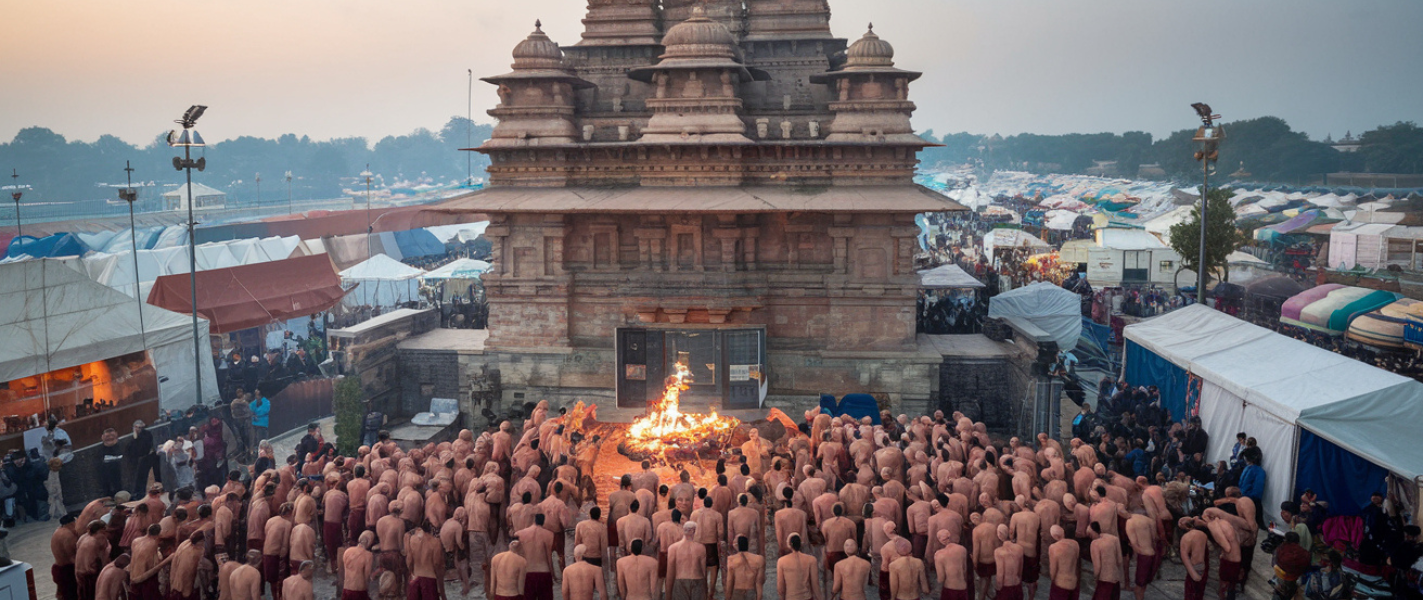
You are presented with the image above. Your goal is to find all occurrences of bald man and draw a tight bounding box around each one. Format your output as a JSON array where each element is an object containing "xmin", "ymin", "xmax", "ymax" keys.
[
  {"xmin": 1046, "ymin": 526, "xmax": 1079, "ymax": 600},
  {"xmin": 933, "ymin": 530, "xmax": 970, "ymax": 600},
  {"xmin": 666, "ymin": 521, "xmax": 708, "ymax": 600},
  {"xmin": 561, "ymin": 545, "xmax": 609, "ymax": 600},
  {"xmin": 490, "ymin": 540, "xmax": 528, "ymax": 600},
  {"xmin": 833, "ymin": 539, "xmax": 871, "ymax": 600}
]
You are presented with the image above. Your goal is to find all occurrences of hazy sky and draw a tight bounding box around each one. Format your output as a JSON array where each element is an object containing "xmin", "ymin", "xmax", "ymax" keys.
[{"xmin": 3, "ymin": 0, "xmax": 1421, "ymax": 147}]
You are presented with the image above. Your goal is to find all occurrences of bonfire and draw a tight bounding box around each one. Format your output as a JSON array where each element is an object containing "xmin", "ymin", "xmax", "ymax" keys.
[{"xmin": 622, "ymin": 361, "xmax": 740, "ymax": 460}]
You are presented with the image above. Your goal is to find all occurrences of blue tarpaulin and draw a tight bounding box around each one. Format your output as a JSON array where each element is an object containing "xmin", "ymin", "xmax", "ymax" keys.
[
  {"xmin": 1123, "ymin": 340, "xmax": 1188, "ymax": 420},
  {"xmin": 833, "ymin": 393, "xmax": 882, "ymax": 425},
  {"xmin": 5, "ymin": 233, "xmax": 89, "ymax": 259},
  {"xmin": 393, "ymin": 229, "xmax": 446, "ymax": 258},
  {"xmin": 1294, "ymin": 429, "xmax": 1389, "ymax": 518}
]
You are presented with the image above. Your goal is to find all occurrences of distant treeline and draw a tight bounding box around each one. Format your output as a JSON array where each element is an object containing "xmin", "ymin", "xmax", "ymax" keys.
[
  {"xmin": 919, "ymin": 118, "xmax": 1423, "ymax": 184},
  {"xmin": 0, "ymin": 116, "xmax": 493, "ymax": 206}
]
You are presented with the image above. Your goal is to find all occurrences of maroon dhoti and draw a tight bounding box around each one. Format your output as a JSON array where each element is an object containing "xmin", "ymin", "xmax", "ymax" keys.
[
  {"xmin": 324, "ymin": 521, "xmax": 344, "ymax": 558},
  {"xmin": 347, "ymin": 508, "xmax": 366, "ymax": 544},
  {"xmin": 879, "ymin": 570, "xmax": 891, "ymax": 600},
  {"xmin": 76, "ymin": 572, "xmax": 98, "ymax": 600},
  {"xmin": 1090, "ymin": 580, "xmax": 1119, "ymax": 600},
  {"xmin": 524, "ymin": 571, "xmax": 554, "ymax": 600},
  {"xmin": 995, "ymin": 584, "xmax": 1024, "ymax": 600},
  {"xmin": 342, "ymin": 590, "xmax": 372, "ymax": 600},
  {"xmin": 1047, "ymin": 584, "xmax": 1079, "ymax": 600},
  {"xmin": 263, "ymin": 554, "xmax": 285, "ymax": 595},
  {"xmin": 1183, "ymin": 563, "xmax": 1208, "ymax": 600},
  {"xmin": 407, "ymin": 576, "xmax": 440, "ymax": 600},
  {"xmin": 52, "ymin": 563, "xmax": 77, "ymax": 600},
  {"xmin": 940, "ymin": 587, "xmax": 970, "ymax": 600}
]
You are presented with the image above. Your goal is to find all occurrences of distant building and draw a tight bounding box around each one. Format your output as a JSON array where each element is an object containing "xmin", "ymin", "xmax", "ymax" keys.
[
  {"xmin": 1085, "ymin": 160, "xmax": 1119, "ymax": 178},
  {"xmin": 1331, "ymin": 131, "xmax": 1361, "ymax": 153},
  {"xmin": 162, "ymin": 182, "xmax": 227, "ymax": 211},
  {"xmin": 1136, "ymin": 163, "xmax": 1166, "ymax": 179}
]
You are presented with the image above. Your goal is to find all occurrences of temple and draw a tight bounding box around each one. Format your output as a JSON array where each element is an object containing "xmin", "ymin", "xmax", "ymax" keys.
[{"xmin": 437, "ymin": 0, "xmax": 966, "ymax": 413}]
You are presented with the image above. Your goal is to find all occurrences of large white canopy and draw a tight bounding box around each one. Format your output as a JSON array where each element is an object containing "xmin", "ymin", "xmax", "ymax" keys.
[
  {"xmin": 917, "ymin": 264, "xmax": 984, "ymax": 289},
  {"xmin": 421, "ymin": 258, "xmax": 491, "ymax": 281},
  {"xmin": 1124, "ymin": 305, "xmax": 1423, "ymax": 522},
  {"xmin": 0, "ymin": 259, "xmax": 219, "ymax": 410},
  {"xmin": 339, "ymin": 254, "xmax": 425, "ymax": 308}
]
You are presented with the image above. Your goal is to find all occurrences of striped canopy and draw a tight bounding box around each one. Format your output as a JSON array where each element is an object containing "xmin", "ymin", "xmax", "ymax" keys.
[
  {"xmin": 1347, "ymin": 298, "xmax": 1423, "ymax": 349},
  {"xmin": 1281, "ymin": 284, "xmax": 1402, "ymax": 335}
]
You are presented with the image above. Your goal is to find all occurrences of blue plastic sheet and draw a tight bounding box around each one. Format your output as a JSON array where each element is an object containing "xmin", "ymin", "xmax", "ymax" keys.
[
  {"xmin": 835, "ymin": 393, "xmax": 882, "ymax": 425},
  {"xmin": 1295, "ymin": 428, "xmax": 1389, "ymax": 518},
  {"xmin": 5, "ymin": 233, "xmax": 89, "ymax": 259},
  {"xmin": 393, "ymin": 229, "xmax": 445, "ymax": 258},
  {"xmin": 1123, "ymin": 340, "xmax": 1188, "ymax": 420}
]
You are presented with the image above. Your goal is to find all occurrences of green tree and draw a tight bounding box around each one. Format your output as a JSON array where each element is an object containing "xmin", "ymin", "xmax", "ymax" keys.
[
  {"xmin": 1168, "ymin": 187, "xmax": 1245, "ymax": 286},
  {"xmin": 1359, "ymin": 122, "xmax": 1423, "ymax": 174},
  {"xmin": 332, "ymin": 373, "xmax": 365, "ymax": 455}
]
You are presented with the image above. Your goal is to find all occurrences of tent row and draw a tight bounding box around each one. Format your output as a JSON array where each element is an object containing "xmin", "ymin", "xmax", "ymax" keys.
[
  {"xmin": 81, "ymin": 235, "xmax": 312, "ymax": 298},
  {"xmin": 1123, "ymin": 305, "xmax": 1423, "ymax": 526}
]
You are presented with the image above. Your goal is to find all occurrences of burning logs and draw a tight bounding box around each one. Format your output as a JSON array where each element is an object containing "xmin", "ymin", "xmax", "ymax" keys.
[{"xmin": 618, "ymin": 361, "xmax": 741, "ymax": 463}]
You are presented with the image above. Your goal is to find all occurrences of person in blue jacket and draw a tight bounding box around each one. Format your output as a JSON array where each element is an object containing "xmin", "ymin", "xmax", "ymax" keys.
[
  {"xmin": 1237, "ymin": 453, "xmax": 1267, "ymax": 528},
  {"xmin": 250, "ymin": 393, "xmax": 271, "ymax": 445}
]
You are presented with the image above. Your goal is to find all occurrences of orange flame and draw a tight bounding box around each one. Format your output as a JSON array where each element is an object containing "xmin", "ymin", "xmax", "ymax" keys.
[{"xmin": 625, "ymin": 361, "xmax": 740, "ymax": 455}]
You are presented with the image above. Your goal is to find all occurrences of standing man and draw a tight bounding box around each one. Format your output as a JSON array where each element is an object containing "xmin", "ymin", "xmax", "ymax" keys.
[
  {"xmin": 1123, "ymin": 514, "xmax": 1157, "ymax": 600},
  {"xmin": 232, "ymin": 551, "xmax": 264, "ymax": 600},
  {"xmin": 75, "ymin": 521, "xmax": 110, "ymax": 600},
  {"xmin": 340, "ymin": 531, "xmax": 376, "ymax": 600},
  {"xmin": 834, "ymin": 539, "xmax": 872, "ymax": 600},
  {"xmin": 519, "ymin": 513, "xmax": 558, "ymax": 600},
  {"xmin": 250, "ymin": 392, "xmax": 271, "ymax": 448},
  {"xmin": 1087, "ymin": 522, "xmax": 1122, "ymax": 600},
  {"xmin": 888, "ymin": 537, "xmax": 929, "ymax": 600},
  {"xmin": 124, "ymin": 420, "xmax": 160, "ymax": 496},
  {"xmin": 992, "ymin": 526, "xmax": 1023, "ymax": 600},
  {"xmin": 282, "ymin": 561, "xmax": 315, "ymax": 600},
  {"xmin": 932, "ymin": 530, "xmax": 970, "ymax": 600},
  {"xmin": 1177, "ymin": 518, "xmax": 1209, "ymax": 600},
  {"xmin": 561, "ymin": 545, "xmax": 609, "ymax": 600},
  {"xmin": 97, "ymin": 429, "xmax": 125, "ymax": 498},
  {"xmin": 777, "ymin": 533, "xmax": 821, "ymax": 600},
  {"xmin": 1046, "ymin": 526, "xmax": 1079, "ymax": 600},
  {"xmin": 405, "ymin": 521, "xmax": 445, "ymax": 600},
  {"xmin": 491, "ymin": 540, "xmax": 529, "ymax": 600},
  {"xmin": 666, "ymin": 522, "xmax": 708, "ymax": 600},
  {"xmin": 616, "ymin": 539, "xmax": 658, "ymax": 600},
  {"xmin": 51, "ymin": 514, "xmax": 79, "ymax": 600},
  {"xmin": 727, "ymin": 536, "xmax": 766, "ymax": 600}
]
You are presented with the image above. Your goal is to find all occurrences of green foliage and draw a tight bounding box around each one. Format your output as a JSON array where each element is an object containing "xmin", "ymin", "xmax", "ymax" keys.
[
  {"xmin": 0, "ymin": 116, "xmax": 494, "ymax": 207},
  {"xmin": 1168, "ymin": 187, "xmax": 1245, "ymax": 285},
  {"xmin": 332, "ymin": 374, "xmax": 365, "ymax": 456},
  {"xmin": 1358, "ymin": 122, "xmax": 1423, "ymax": 174}
]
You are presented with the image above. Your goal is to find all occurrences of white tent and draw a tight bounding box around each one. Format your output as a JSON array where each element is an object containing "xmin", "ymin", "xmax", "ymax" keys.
[
  {"xmin": 917, "ymin": 264, "xmax": 984, "ymax": 289},
  {"xmin": 983, "ymin": 229, "xmax": 1050, "ymax": 256},
  {"xmin": 339, "ymin": 254, "xmax": 425, "ymax": 308},
  {"xmin": 987, "ymin": 282, "xmax": 1081, "ymax": 352},
  {"xmin": 0, "ymin": 259, "xmax": 219, "ymax": 411},
  {"xmin": 1124, "ymin": 305, "xmax": 1423, "ymax": 523},
  {"xmin": 425, "ymin": 222, "xmax": 490, "ymax": 244}
]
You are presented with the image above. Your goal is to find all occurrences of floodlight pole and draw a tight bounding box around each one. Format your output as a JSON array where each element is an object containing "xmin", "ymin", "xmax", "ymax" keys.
[
  {"xmin": 123, "ymin": 160, "xmax": 146, "ymax": 344},
  {"xmin": 1197, "ymin": 160, "xmax": 1209, "ymax": 304},
  {"xmin": 365, "ymin": 165, "xmax": 373, "ymax": 256},
  {"xmin": 467, "ymin": 69, "xmax": 473, "ymax": 186},
  {"xmin": 9, "ymin": 169, "xmax": 20, "ymax": 238},
  {"xmin": 184, "ymin": 140, "xmax": 202, "ymax": 406},
  {"xmin": 286, "ymin": 172, "xmax": 293, "ymax": 214}
]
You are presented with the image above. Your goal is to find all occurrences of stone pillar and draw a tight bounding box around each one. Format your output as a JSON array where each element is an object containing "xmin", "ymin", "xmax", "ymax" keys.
[
  {"xmin": 713, "ymin": 227, "xmax": 741, "ymax": 272},
  {"xmin": 828, "ymin": 225, "xmax": 854, "ymax": 274}
]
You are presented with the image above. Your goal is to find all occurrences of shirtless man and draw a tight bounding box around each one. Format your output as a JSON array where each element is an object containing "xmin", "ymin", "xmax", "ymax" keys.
[
  {"xmin": 491, "ymin": 540, "xmax": 528, "ymax": 600},
  {"xmin": 833, "ymin": 539, "xmax": 871, "ymax": 600},
  {"xmin": 217, "ymin": 554, "xmax": 242, "ymax": 600},
  {"xmin": 1177, "ymin": 518, "xmax": 1210, "ymax": 600},
  {"xmin": 348, "ymin": 466, "xmax": 372, "ymax": 545},
  {"xmin": 888, "ymin": 538, "xmax": 929, "ymax": 600},
  {"xmin": 727, "ymin": 495, "xmax": 764, "ymax": 556},
  {"xmin": 1046, "ymin": 526, "xmax": 1079, "ymax": 600},
  {"xmin": 1202, "ymin": 508, "xmax": 1243, "ymax": 600},
  {"xmin": 1007, "ymin": 497, "xmax": 1040, "ymax": 599},
  {"xmin": 992, "ymin": 525, "xmax": 1023, "ymax": 600},
  {"xmin": 774, "ymin": 487, "xmax": 808, "ymax": 558},
  {"xmin": 290, "ymin": 519, "xmax": 317, "ymax": 580},
  {"xmin": 970, "ymin": 514, "xmax": 1000, "ymax": 600},
  {"xmin": 283, "ymin": 561, "xmax": 315, "ymax": 600},
  {"xmin": 171, "ymin": 531, "xmax": 207, "ymax": 600},
  {"xmin": 94, "ymin": 554, "xmax": 130, "ymax": 600},
  {"xmin": 232, "ymin": 551, "xmax": 265, "ymax": 600},
  {"xmin": 777, "ymin": 534, "xmax": 821, "ymax": 600},
  {"xmin": 51, "ymin": 514, "xmax": 79, "ymax": 600},
  {"xmin": 665, "ymin": 522, "xmax": 707, "ymax": 600},
  {"xmin": 340, "ymin": 531, "xmax": 376, "ymax": 600},
  {"xmin": 324, "ymin": 479, "xmax": 349, "ymax": 573},
  {"xmin": 619, "ymin": 501, "xmax": 654, "ymax": 559},
  {"xmin": 932, "ymin": 530, "xmax": 970, "ymax": 600},
  {"xmin": 690, "ymin": 497, "xmax": 723, "ymax": 592},
  {"xmin": 375, "ymin": 500, "xmax": 407, "ymax": 582},
  {"xmin": 264, "ymin": 502, "xmax": 296, "ymax": 600},
  {"xmin": 405, "ymin": 521, "xmax": 445, "ymax": 600},
  {"xmin": 1122, "ymin": 514, "xmax": 1157, "ymax": 600},
  {"xmin": 821, "ymin": 504, "xmax": 857, "ymax": 590},
  {"xmin": 562, "ymin": 545, "xmax": 609, "ymax": 600},
  {"xmin": 442, "ymin": 506, "xmax": 471, "ymax": 595},
  {"xmin": 519, "ymin": 513, "xmax": 557, "ymax": 600},
  {"xmin": 616, "ymin": 539, "xmax": 658, "ymax": 600},
  {"xmin": 128, "ymin": 524, "xmax": 164, "ymax": 600},
  {"xmin": 608, "ymin": 476, "xmax": 637, "ymax": 559},
  {"xmin": 1087, "ymin": 523, "xmax": 1122, "ymax": 600},
  {"xmin": 726, "ymin": 536, "xmax": 766, "ymax": 600},
  {"xmin": 75, "ymin": 521, "xmax": 110, "ymax": 600}
]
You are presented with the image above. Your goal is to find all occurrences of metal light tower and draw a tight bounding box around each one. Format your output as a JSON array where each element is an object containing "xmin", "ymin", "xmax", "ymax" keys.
[
  {"xmin": 467, "ymin": 68, "xmax": 474, "ymax": 186},
  {"xmin": 362, "ymin": 165, "xmax": 374, "ymax": 256},
  {"xmin": 1190, "ymin": 103, "xmax": 1224, "ymax": 305},
  {"xmin": 168, "ymin": 104, "xmax": 208, "ymax": 406},
  {"xmin": 285, "ymin": 171, "xmax": 293, "ymax": 214},
  {"xmin": 119, "ymin": 161, "xmax": 146, "ymax": 344},
  {"xmin": 9, "ymin": 169, "xmax": 20, "ymax": 238},
  {"xmin": 255, "ymin": 173, "xmax": 262, "ymax": 207}
]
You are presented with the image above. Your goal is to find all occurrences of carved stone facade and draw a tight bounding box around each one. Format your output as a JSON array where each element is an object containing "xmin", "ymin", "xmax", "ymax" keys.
[{"xmin": 447, "ymin": 0, "xmax": 964, "ymax": 410}]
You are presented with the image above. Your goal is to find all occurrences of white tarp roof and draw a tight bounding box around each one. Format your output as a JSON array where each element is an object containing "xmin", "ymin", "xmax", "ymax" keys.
[
  {"xmin": 421, "ymin": 258, "xmax": 491, "ymax": 280},
  {"xmin": 983, "ymin": 229, "xmax": 1050, "ymax": 255},
  {"xmin": 0, "ymin": 259, "xmax": 218, "ymax": 410},
  {"xmin": 987, "ymin": 281, "xmax": 1081, "ymax": 351},
  {"xmin": 1096, "ymin": 228, "xmax": 1167, "ymax": 250},
  {"xmin": 340, "ymin": 254, "xmax": 425, "ymax": 280},
  {"xmin": 917, "ymin": 264, "xmax": 984, "ymax": 289},
  {"xmin": 1125, "ymin": 304, "xmax": 1423, "ymax": 479},
  {"xmin": 425, "ymin": 222, "xmax": 490, "ymax": 244}
]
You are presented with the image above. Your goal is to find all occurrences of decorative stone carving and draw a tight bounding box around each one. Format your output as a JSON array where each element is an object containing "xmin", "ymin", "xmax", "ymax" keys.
[{"xmin": 780, "ymin": 120, "xmax": 793, "ymax": 139}]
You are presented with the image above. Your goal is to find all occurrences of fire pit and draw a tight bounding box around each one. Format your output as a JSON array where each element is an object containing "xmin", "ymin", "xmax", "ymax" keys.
[{"xmin": 617, "ymin": 361, "xmax": 741, "ymax": 462}]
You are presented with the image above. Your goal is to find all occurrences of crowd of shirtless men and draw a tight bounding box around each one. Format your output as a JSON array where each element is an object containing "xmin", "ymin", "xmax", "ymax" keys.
[{"xmin": 49, "ymin": 406, "xmax": 1262, "ymax": 600}]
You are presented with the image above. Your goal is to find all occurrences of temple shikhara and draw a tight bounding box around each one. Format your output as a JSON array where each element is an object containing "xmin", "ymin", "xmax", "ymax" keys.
[{"xmin": 441, "ymin": 0, "xmax": 966, "ymax": 413}]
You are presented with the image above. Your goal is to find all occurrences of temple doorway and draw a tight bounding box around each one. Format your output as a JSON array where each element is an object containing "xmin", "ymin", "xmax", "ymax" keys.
[{"xmin": 615, "ymin": 326, "xmax": 765, "ymax": 409}]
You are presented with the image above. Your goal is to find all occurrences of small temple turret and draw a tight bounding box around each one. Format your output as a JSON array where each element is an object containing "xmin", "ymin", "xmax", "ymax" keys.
[
  {"xmin": 811, "ymin": 25, "xmax": 927, "ymax": 146},
  {"xmin": 628, "ymin": 7, "xmax": 757, "ymax": 146},
  {"xmin": 480, "ymin": 22, "xmax": 593, "ymax": 151}
]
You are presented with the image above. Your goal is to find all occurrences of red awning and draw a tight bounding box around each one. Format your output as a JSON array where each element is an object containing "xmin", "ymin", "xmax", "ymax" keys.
[{"xmin": 146, "ymin": 253, "xmax": 350, "ymax": 334}]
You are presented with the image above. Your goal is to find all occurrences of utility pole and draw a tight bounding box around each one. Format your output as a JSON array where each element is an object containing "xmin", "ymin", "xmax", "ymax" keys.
[
  {"xmin": 169, "ymin": 105, "xmax": 208, "ymax": 407},
  {"xmin": 364, "ymin": 165, "xmax": 374, "ymax": 256},
  {"xmin": 467, "ymin": 68, "xmax": 474, "ymax": 186},
  {"xmin": 9, "ymin": 169, "xmax": 20, "ymax": 238},
  {"xmin": 120, "ymin": 161, "xmax": 146, "ymax": 344}
]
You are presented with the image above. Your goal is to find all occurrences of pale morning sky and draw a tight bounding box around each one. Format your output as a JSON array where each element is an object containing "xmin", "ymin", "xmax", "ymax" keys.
[{"xmin": 2, "ymin": 0, "xmax": 1420, "ymax": 146}]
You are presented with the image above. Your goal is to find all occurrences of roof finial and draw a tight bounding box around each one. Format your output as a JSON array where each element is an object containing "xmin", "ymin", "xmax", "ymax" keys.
[
  {"xmin": 867, "ymin": 22, "xmax": 874, "ymax": 33},
  {"xmin": 534, "ymin": 19, "xmax": 543, "ymax": 32}
]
